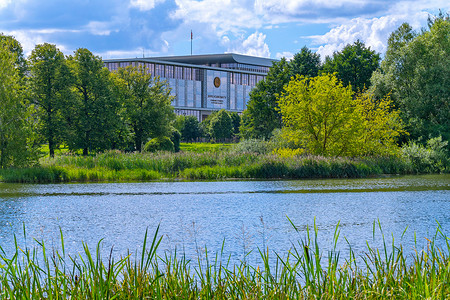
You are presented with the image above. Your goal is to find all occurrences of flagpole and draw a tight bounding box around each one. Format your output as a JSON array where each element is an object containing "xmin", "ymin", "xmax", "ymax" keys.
[{"xmin": 190, "ymin": 30, "xmax": 193, "ymax": 55}]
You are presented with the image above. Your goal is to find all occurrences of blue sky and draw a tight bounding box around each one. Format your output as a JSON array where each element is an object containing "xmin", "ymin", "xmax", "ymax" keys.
[{"xmin": 0, "ymin": 0, "xmax": 447, "ymax": 60}]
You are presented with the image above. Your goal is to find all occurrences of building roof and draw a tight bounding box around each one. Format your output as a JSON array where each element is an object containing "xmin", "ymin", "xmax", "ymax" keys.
[{"xmin": 151, "ymin": 53, "xmax": 276, "ymax": 67}]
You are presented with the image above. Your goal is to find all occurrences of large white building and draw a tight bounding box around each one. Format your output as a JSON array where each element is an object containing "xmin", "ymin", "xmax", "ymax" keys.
[{"xmin": 104, "ymin": 53, "xmax": 276, "ymax": 121}]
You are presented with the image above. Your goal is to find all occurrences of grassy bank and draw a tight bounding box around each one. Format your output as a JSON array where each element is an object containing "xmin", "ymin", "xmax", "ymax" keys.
[
  {"xmin": 0, "ymin": 150, "xmax": 420, "ymax": 183},
  {"xmin": 1, "ymin": 223, "xmax": 449, "ymax": 299}
]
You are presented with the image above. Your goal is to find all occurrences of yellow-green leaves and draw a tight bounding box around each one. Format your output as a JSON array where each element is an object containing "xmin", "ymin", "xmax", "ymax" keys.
[{"xmin": 278, "ymin": 73, "xmax": 405, "ymax": 157}]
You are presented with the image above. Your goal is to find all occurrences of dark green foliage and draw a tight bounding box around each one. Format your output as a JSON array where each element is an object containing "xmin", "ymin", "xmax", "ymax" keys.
[
  {"xmin": 322, "ymin": 40, "xmax": 380, "ymax": 92},
  {"xmin": 143, "ymin": 137, "xmax": 175, "ymax": 152},
  {"xmin": 209, "ymin": 109, "xmax": 233, "ymax": 141},
  {"xmin": 113, "ymin": 65, "xmax": 175, "ymax": 152},
  {"xmin": 0, "ymin": 166, "xmax": 67, "ymax": 183},
  {"xmin": 229, "ymin": 111, "xmax": 241, "ymax": 137},
  {"xmin": 370, "ymin": 18, "xmax": 450, "ymax": 145},
  {"xmin": 289, "ymin": 46, "xmax": 321, "ymax": 78},
  {"xmin": 402, "ymin": 136, "xmax": 449, "ymax": 173},
  {"xmin": 240, "ymin": 58, "xmax": 290, "ymax": 139},
  {"xmin": 181, "ymin": 115, "xmax": 201, "ymax": 142},
  {"xmin": 28, "ymin": 43, "xmax": 73, "ymax": 157},
  {"xmin": 66, "ymin": 48, "xmax": 121, "ymax": 155},
  {"xmin": 170, "ymin": 128, "xmax": 181, "ymax": 152}
]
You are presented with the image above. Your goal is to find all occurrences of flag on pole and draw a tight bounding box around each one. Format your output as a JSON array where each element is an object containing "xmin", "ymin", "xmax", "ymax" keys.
[{"xmin": 190, "ymin": 30, "xmax": 193, "ymax": 55}]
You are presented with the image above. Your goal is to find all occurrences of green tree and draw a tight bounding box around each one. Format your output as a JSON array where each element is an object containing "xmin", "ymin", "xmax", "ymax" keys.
[
  {"xmin": 322, "ymin": 40, "xmax": 380, "ymax": 92},
  {"xmin": 229, "ymin": 111, "xmax": 241, "ymax": 138},
  {"xmin": 278, "ymin": 73, "xmax": 404, "ymax": 156},
  {"xmin": 0, "ymin": 44, "xmax": 37, "ymax": 167},
  {"xmin": 28, "ymin": 43, "xmax": 73, "ymax": 157},
  {"xmin": 209, "ymin": 109, "xmax": 233, "ymax": 141},
  {"xmin": 0, "ymin": 33, "xmax": 27, "ymax": 76},
  {"xmin": 181, "ymin": 115, "xmax": 201, "ymax": 142},
  {"xmin": 113, "ymin": 65, "xmax": 175, "ymax": 152},
  {"xmin": 67, "ymin": 48, "xmax": 120, "ymax": 155},
  {"xmin": 173, "ymin": 115, "xmax": 186, "ymax": 132},
  {"xmin": 240, "ymin": 58, "xmax": 290, "ymax": 139},
  {"xmin": 370, "ymin": 18, "xmax": 450, "ymax": 144},
  {"xmin": 289, "ymin": 46, "xmax": 321, "ymax": 78}
]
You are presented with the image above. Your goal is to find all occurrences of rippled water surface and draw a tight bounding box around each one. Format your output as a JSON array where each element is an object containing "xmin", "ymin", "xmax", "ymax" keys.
[{"xmin": 0, "ymin": 174, "xmax": 449, "ymax": 264}]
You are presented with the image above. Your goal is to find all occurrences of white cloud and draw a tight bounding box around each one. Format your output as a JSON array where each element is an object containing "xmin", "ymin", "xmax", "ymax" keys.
[
  {"xmin": 276, "ymin": 51, "xmax": 294, "ymax": 60},
  {"xmin": 97, "ymin": 48, "xmax": 161, "ymax": 59},
  {"xmin": 85, "ymin": 21, "xmax": 117, "ymax": 36},
  {"xmin": 0, "ymin": 0, "xmax": 12, "ymax": 9},
  {"xmin": 1, "ymin": 30, "xmax": 48, "ymax": 55},
  {"xmin": 311, "ymin": 11, "xmax": 430, "ymax": 59},
  {"xmin": 228, "ymin": 31, "xmax": 270, "ymax": 58},
  {"xmin": 130, "ymin": 0, "xmax": 165, "ymax": 11},
  {"xmin": 172, "ymin": 0, "xmax": 263, "ymax": 36}
]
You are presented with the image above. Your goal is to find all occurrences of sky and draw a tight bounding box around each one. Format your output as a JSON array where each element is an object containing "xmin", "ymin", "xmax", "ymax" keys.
[{"xmin": 0, "ymin": 0, "xmax": 448, "ymax": 61}]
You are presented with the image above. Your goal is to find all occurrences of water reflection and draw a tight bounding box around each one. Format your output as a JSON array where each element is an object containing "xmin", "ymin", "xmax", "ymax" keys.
[{"xmin": 0, "ymin": 175, "xmax": 448, "ymax": 265}]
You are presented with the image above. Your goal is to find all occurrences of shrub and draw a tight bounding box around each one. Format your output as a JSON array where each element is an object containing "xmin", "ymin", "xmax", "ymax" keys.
[
  {"xmin": 170, "ymin": 129, "xmax": 181, "ymax": 152},
  {"xmin": 143, "ymin": 137, "xmax": 174, "ymax": 153},
  {"xmin": 401, "ymin": 136, "xmax": 449, "ymax": 173}
]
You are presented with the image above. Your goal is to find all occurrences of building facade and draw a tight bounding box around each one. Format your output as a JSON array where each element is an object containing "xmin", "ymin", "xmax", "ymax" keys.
[{"xmin": 104, "ymin": 53, "xmax": 276, "ymax": 121}]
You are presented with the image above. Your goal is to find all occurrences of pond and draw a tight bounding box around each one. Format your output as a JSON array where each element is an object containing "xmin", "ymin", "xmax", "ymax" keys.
[{"xmin": 0, "ymin": 174, "xmax": 449, "ymax": 265}]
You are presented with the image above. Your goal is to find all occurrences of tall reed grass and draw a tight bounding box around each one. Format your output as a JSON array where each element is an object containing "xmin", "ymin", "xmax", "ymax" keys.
[
  {"xmin": 1, "ymin": 221, "xmax": 449, "ymax": 298},
  {"xmin": 0, "ymin": 150, "xmax": 425, "ymax": 183}
]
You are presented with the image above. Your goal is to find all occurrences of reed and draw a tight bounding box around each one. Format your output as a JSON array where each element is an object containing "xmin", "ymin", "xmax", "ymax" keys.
[
  {"xmin": 1, "ymin": 149, "xmax": 443, "ymax": 183},
  {"xmin": 1, "ymin": 222, "xmax": 449, "ymax": 299}
]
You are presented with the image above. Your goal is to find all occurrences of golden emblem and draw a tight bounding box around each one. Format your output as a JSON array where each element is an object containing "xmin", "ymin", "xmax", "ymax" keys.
[{"xmin": 214, "ymin": 77, "xmax": 221, "ymax": 88}]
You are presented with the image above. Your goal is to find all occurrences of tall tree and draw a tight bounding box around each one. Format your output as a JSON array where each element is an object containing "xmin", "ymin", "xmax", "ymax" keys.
[
  {"xmin": 67, "ymin": 48, "xmax": 120, "ymax": 155},
  {"xmin": 209, "ymin": 109, "xmax": 233, "ymax": 141},
  {"xmin": 240, "ymin": 58, "xmax": 291, "ymax": 139},
  {"xmin": 289, "ymin": 46, "xmax": 321, "ymax": 78},
  {"xmin": 0, "ymin": 44, "xmax": 37, "ymax": 167},
  {"xmin": 113, "ymin": 65, "xmax": 174, "ymax": 152},
  {"xmin": 370, "ymin": 18, "xmax": 450, "ymax": 144},
  {"xmin": 28, "ymin": 43, "xmax": 73, "ymax": 157},
  {"xmin": 181, "ymin": 115, "xmax": 201, "ymax": 142},
  {"xmin": 322, "ymin": 40, "xmax": 380, "ymax": 92}
]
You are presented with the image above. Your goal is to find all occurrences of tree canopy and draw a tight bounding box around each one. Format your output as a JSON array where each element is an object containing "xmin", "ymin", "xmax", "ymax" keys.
[
  {"xmin": 29, "ymin": 43, "xmax": 73, "ymax": 157},
  {"xmin": 67, "ymin": 48, "xmax": 121, "ymax": 155},
  {"xmin": 289, "ymin": 46, "xmax": 321, "ymax": 78},
  {"xmin": 278, "ymin": 73, "xmax": 404, "ymax": 156},
  {"xmin": 0, "ymin": 43, "xmax": 37, "ymax": 167},
  {"xmin": 240, "ymin": 58, "xmax": 290, "ymax": 139},
  {"xmin": 370, "ymin": 18, "xmax": 450, "ymax": 144},
  {"xmin": 322, "ymin": 40, "xmax": 380, "ymax": 92},
  {"xmin": 113, "ymin": 65, "xmax": 175, "ymax": 152}
]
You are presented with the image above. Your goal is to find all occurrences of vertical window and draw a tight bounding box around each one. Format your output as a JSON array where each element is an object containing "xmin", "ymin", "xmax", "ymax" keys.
[
  {"xmin": 193, "ymin": 68, "xmax": 201, "ymax": 81},
  {"xmin": 165, "ymin": 65, "xmax": 174, "ymax": 78},
  {"xmin": 242, "ymin": 74, "xmax": 248, "ymax": 85},
  {"xmin": 155, "ymin": 64, "xmax": 164, "ymax": 77},
  {"xmin": 184, "ymin": 67, "xmax": 192, "ymax": 80},
  {"xmin": 175, "ymin": 66, "xmax": 183, "ymax": 79},
  {"xmin": 249, "ymin": 75, "xmax": 256, "ymax": 86}
]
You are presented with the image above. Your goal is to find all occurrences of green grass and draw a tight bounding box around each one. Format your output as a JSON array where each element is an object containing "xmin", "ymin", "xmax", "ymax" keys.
[
  {"xmin": 1, "ymin": 221, "xmax": 449, "ymax": 299},
  {"xmin": 180, "ymin": 142, "xmax": 233, "ymax": 153},
  {"xmin": 0, "ymin": 150, "xmax": 424, "ymax": 183}
]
